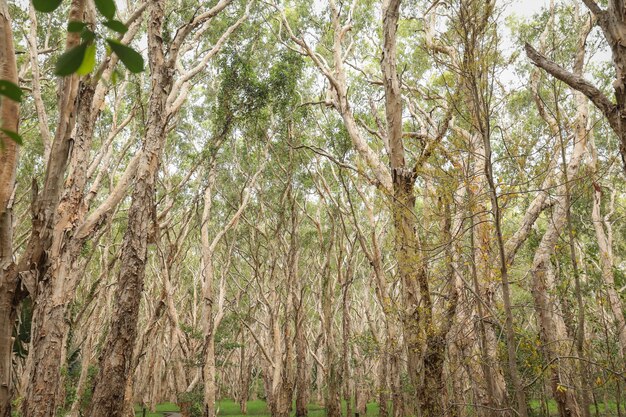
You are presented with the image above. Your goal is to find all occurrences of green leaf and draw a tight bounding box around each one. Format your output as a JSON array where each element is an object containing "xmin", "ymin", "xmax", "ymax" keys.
[
  {"xmin": 0, "ymin": 80, "xmax": 23, "ymax": 102},
  {"xmin": 1, "ymin": 129, "xmax": 23, "ymax": 145},
  {"xmin": 77, "ymin": 44, "xmax": 97, "ymax": 76},
  {"xmin": 67, "ymin": 21, "xmax": 86, "ymax": 32},
  {"xmin": 94, "ymin": 0, "xmax": 116, "ymax": 19},
  {"xmin": 106, "ymin": 39, "xmax": 143, "ymax": 73},
  {"xmin": 81, "ymin": 29, "xmax": 96, "ymax": 43},
  {"xmin": 110, "ymin": 68, "xmax": 121, "ymax": 85},
  {"xmin": 102, "ymin": 19, "xmax": 128, "ymax": 34},
  {"xmin": 55, "ymin": 43, "xmax": 88, "ymax": 76},
  {"xmin": 32, "ymin": 0, "xmax": 64, "ymax": 13}
]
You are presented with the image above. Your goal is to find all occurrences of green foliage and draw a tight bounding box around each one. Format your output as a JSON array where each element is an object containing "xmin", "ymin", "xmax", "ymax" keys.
[
  {"xmin": 102, "ymin": 19, "xmax": 128, "ymax": 34},
  {"xmin": 0, "ymin": 80, "xmax": 23, "ymax": 102},
  {"xmin": 267, "ymin": 50, "xmax": 305, "ymax": 112},
  {"xmin": 0, "ymin": 79, "xmax": 24, "ymax": 146},
  {"xmin": 67, "ymin": 21, "xmax": 86, "ymax": 32},
  {"xmin": 55, "ymin": 42, "xmax": 89, "ymax": 75},
  {"xmin": 33, "ymin": 0, "xmax": 142, "ymax": 77},
  {"xmin": 94, "ymin": 0, "xmax": 116, "ymax": 20},
  {"xmin": 1, "ymin": 129, "xmax": 23, "ymax": 145},
  {"xmin": 351, "ymin": 330, "xmax": 379, "ymax": 358},
  {"xmin": 134, "ymin": 402, "xmax": 181, "ymax": 417},
  {"xmin": 215, "ymin": 50, "xmax": 270, "ymax": 130},
  {"xmin": 180, "ymin": 323, "xmax": 204, "ymax": 341},
  {"xmin": 177, "ymin": 385, "xmax": 204, "ymax": 417},
  {"xmin": 59, "ymin": 351, "xmax": 99, "ymax": 416},
  {"xmin": 106, "ymin": 39, "xmax": 144, "ymax": 73},
  {"xmin": 32, "ymin": 0, "xmax": 63, "ymax": 13}
]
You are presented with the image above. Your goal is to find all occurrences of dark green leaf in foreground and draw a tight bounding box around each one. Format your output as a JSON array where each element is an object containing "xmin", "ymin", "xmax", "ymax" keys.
[
  {"xmin": 67, "ymin": 21, "xmax": 86, "ymax": 32},
  {"xmin": 106, "ymin": 39, "xmax": 144, "ymax": 73},
  {"xmin": 103, "ymin": 19, "xmax": 128, "ymax": 34},
  {"xmin": 94, "ymin": 0, "xmax": 116, "ymax": 19},
  {"xmin": 55, "ymin": 43, "xmax": 88, "ymax": 76},
  {"xmin": 81, "ymin": 29, "xmax": 96, "ymax": 43},
  {"xmin": 1, "ymin": 129, "xmax": 23, "ymax": 145},
  {"xmin": 32, "ymin": 0, "xmax": 64, "ymax": 13},
  {"xmin": 0, "ymin": 80, "xmax": 23, "ymax": 102}
]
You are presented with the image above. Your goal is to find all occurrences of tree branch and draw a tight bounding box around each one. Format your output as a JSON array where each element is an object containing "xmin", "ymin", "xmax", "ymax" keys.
[{"xmin": 524, "ymin": 43, "xmax": 617, "ymax": 127}]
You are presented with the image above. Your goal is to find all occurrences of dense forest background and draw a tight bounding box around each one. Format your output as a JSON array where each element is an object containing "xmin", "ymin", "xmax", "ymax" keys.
[{"xmin": 0, "ymin": 0, "xmax": 625, "ymax": 416}]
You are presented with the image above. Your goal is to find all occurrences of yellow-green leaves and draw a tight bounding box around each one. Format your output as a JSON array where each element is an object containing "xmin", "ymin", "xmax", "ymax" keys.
[
  {"xmin": 77, "ymin": 44, "xmax": 97, "ymax": 76},
  {"xmin": 55, "ymin": 43, "xmax": 89, "ymax": 76},
  {"xmin": 34, "ymin": 0, "xmax": 142, "ymax": 77}
]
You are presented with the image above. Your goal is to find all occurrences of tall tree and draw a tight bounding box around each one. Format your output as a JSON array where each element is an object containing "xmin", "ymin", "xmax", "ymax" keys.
[{"xmin": 0, "ymin": 1, "xmax": 20, "ymax": 415}]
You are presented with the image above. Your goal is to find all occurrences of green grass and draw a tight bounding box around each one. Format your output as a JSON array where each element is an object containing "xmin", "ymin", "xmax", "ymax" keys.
[
  {"xmin": 135, "ymin": 399, "xmax": 379, "ymax": 417},
  {"xmin": 137, "ymin": 399, "xmax": 621, "ymax": 417},
  {"xmin": 134, "ymin": 402, "xmax": 180, "ymax": 417},
  {"xmin": 529, "ymin": 399, "xmax": 622, "ymax": 416}
]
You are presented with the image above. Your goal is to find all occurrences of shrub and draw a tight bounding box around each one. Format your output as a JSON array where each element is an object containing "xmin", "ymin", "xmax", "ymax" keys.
[{"xmin": 177, "ymin": 385, "xmax": 204, "ymax": 417}]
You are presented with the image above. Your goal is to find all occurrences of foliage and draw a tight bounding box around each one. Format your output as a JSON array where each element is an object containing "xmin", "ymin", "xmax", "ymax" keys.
[{"xmin": 177, "ymin": 385, "xmax": 204, "ymax": 417}]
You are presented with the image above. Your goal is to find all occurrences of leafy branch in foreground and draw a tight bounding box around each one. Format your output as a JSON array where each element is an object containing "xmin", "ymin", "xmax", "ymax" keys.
[
  {"xmin": 32, "ymin": 0, "xmax": 144, "ymax": 77},
  {"xmin": 0, "ymin": 0, "xmax": 146, "ymax": 149}
]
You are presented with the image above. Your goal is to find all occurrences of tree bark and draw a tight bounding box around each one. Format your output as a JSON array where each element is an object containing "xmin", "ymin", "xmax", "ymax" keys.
[
  {"xmin": 530, "ymin": 112, "xmax": 589, "ymax": 417},
  {"xmin": 0, "ymin": 0, "xmax": 20, "ymax": 414},
  {"xmin": 87, "ymin": 1, "xmax": 170, "ymax": 414},
  {"xmin": 15, "ymin": 3, "xmax": 137, "ymax": 416},
  {"xmin": 295, "ymin": 283, "xmax": 309, "ymax": 417},
  {"xmin": 590, "ymin": 151, "xmax": 626, "ymax": 359}
]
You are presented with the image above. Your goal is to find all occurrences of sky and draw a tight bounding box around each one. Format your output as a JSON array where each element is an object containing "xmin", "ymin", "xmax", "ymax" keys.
[{"xmin": 504, "ymin": 0, "xmax": 550, "ymax": 18}]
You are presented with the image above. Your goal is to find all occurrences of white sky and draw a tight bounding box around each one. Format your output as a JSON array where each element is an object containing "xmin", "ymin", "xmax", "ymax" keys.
[{"xmin": 504, "ymin": 0, "xmax": 549, "ymax": 18}]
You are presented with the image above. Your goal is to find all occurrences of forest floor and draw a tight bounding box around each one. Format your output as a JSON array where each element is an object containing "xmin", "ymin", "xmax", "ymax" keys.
[
  {"xmin": 134, "ymin": 400, "xmax": 380, "ymax": 417},
  {"xmin": 134, "ymin": 399, "xmax": 622, "ymax": 417}
]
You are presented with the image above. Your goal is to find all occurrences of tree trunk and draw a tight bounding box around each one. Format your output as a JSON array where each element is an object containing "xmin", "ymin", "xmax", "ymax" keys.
[
  {"xmin": 393, "ymin": 171, "xmax": 432, "ymax": 415},
  {"xmin": 589, "ymin": 136, "xmax": 626, "ymax": 360},
  {"xmin": 530, "ymin": 131, "xmax": 588, "ymax": 417},
  {"xmin": 203, "ymin": 334, "xmax": 217, "ymax": 417},
  {"xmin": 321, "ymin": 230, "xmax": 341, "ymax": 417},
  {"xmin": 467, "ymin": 170, "xmax": 508, "ymax": 415},
  {"xmin": 295, "ymin": 299, "xmax": 308, "ymax": 417},
  {"xmin": 22, "ymin": 275, "xmax": 72, "ymax": 417},
  {"xmin": 200, "ymin": 172, "xmax": 219, "ymax": 417},
  {"xmin": 0, "ymin": 1, "xmax": 20, "ymax": 415},
  {"xmin": 87, "ymin": 2, "xmax": 169, "ymax": 414},
  {"xmin": 390, "ymin": 349, "xmax": 403, "ymax": 417},
  {"xmin": 238, "ymin": 331, "xmax": 251, "ymax": 415},
  {"xmin": 377, "ymin": 348, "xmax": 389, "ymax": 417}
]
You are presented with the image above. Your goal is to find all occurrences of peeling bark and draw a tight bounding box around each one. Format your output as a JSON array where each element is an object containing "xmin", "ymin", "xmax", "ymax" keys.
[
  {"xmin": 0, "ymin": 1, "xmax": 20, "ymax": 415},
  {"xmin": 87, "ymin": 1, "xmax": 171, "ymax": 414}
]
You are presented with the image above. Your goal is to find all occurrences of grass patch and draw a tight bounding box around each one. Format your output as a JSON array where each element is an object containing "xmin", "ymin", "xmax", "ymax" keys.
[
  {"xmin": 137, "ymin": 399, "xmax": 622, "ymax": 417},
  {"xmin": 528, "ymin": 399, "xmax": 622, "ymax": 416},
  {"xmin": 134, "ymin": 402, "xmax": 180, "ymax": 417},
  {"xmin": 135, "ymin": 399, "xmax": 379, "ymax": 417}
]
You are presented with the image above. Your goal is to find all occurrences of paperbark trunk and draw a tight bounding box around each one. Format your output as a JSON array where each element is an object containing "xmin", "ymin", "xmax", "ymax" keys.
[
  {"xmin": 590, "ymin": 163, "xmax": 626, "ymax": 359},
  {"xmin": 0, "ymin": 0, "xmax": 19, "ymax": 413},
  {"xmin": 295, "ymin": 294, "xmax": 308, "ymax": 417},
  {"xmin": 530, "ymin": 120, "xmax": 588, "ymax": 417},
  {"xmin": 87, "ymin": 2, "xmax": 170, "ymax": 414}
]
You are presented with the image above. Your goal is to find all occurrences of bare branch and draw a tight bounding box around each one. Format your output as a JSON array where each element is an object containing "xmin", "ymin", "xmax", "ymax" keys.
[{"xmin": 524, "ymin": 43, "xmax": 617, "ymax": 127}]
